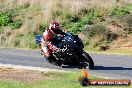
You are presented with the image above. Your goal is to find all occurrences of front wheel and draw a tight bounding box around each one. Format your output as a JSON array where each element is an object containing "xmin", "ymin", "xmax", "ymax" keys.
[{"xmin": 82, "ymin": 52, "xmax": 94, "ymax": 69}]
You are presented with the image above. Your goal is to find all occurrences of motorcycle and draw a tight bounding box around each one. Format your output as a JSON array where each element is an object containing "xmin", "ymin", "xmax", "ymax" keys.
[{"xmin": 35, "ymin": 32, "xmax": 94, "ymax": 69}]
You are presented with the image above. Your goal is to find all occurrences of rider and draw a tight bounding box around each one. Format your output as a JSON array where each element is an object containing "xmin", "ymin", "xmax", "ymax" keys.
[{"xmin": 40, "ymin": 21, "xmax": 65, "ymax": 65}]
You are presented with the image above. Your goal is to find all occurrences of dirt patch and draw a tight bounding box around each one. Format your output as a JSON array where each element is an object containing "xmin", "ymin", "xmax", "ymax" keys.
[
  {"xmin": 107, "ymin": 21, "xmax": 124, "ymax": 32},
  {"xmin": 109, "ymin": 35, "xmax": 132, "ymax": 49},
  {"xmin": 0, "ymin": 67, "xmax": 58, "ymax": 83},
  {"xmin": 78, "ymin": 33, "xmax": 87, "ymax": 40}
]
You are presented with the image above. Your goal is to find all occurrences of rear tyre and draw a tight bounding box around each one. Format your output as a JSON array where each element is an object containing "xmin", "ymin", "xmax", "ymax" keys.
[{"xmin": 82, "ymin": 52, "xmax": 94, "ymax": 69}]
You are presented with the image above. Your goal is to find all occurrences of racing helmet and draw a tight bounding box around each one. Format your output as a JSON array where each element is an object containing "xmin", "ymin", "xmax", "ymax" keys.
[{"xmin": 48, "ymin": 21, "xmax": 60, "ymax": 34}]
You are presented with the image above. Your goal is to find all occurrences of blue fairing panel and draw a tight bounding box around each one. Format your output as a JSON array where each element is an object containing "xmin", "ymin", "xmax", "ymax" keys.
[{"xmin": 34, "ymin": 35, "xmax": 43, "ymax": 45}]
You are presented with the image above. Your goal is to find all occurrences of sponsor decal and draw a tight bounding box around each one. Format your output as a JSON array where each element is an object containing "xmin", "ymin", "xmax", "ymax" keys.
[{"xmin": 79, "ymin": 68, "xmax": 131, "ymax": 86}]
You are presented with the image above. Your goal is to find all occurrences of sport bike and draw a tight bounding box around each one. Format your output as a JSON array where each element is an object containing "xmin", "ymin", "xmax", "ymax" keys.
[{"xmin": 35, "ymin": 32, "xmax": 94, "ymax": 69}]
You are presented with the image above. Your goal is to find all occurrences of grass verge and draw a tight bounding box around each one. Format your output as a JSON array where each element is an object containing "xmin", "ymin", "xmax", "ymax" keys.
[
  {"xmin": 0, "ymin": 70, "xmax": 131, "ymax": 88},
  {"xmin": 85, "ymin": 49, "xmax": 132, "ymax": 56}
]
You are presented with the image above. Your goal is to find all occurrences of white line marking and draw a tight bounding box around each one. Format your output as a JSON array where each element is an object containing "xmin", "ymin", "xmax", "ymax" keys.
[{"xmin": 93, "ymin": 75, "xmax": 113, "ymax": 79}]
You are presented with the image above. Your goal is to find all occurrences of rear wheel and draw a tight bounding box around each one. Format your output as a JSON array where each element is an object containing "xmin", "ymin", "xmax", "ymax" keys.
[{"xmin": 82, "ymin": 52, "xmax": 94, "ymax": 69}]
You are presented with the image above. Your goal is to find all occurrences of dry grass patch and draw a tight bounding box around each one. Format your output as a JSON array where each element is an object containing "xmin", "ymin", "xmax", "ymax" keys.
[{"xmin": 0, "ymin": 67, "xmax": 61, "ymax": 83}]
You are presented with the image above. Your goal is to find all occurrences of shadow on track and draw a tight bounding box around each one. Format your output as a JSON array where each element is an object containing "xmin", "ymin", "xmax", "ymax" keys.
[
  {"xmin": 61, "ymin": 65, "xmax": 132, "ymax": 70},
  {"xmin": 61, "ymin": 65, "xmax": 82, "ymax": 69},
  {"xmin": 93, "ymin": 66, "xmax": 132, "ymax": 70}
]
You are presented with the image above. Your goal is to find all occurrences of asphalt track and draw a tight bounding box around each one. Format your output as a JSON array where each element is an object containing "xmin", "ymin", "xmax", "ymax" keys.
[{"xmin": 0, "ymin": 48, "xmax": 132, "ymax": 80}]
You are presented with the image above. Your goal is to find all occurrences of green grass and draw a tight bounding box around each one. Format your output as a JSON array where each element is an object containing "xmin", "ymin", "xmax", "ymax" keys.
[
  {"xmin": 0, "ymin": 82, "xmax": 27, "ymax": 88},
  {"xmin": 0, "ymin": 72, "xmax": 131, "ymax": 88},
  {"xmin": 124, "ymin": 3, "xmax": 132, "ymax": 12},
  {"xmin": 85, "ymin": 49, "xmax": 132, "ymax": 56},
  {"xmin": 0, "ymin": 1, "xmax": 132, "ymax": 53}
]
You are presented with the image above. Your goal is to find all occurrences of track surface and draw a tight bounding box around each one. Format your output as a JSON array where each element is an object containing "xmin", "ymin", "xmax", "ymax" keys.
[{"xmin": 0, "ymin": 48, "xmax": 132, "ymax": 80}]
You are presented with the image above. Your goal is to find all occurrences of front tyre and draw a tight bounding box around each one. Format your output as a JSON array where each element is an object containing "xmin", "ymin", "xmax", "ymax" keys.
[{"xmin": 82, "ymin": 52, "xmax": 94, "ymax": 69}]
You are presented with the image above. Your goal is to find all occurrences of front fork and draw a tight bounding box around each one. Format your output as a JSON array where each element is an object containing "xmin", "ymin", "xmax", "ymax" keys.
[{"xmin": 77, "ymin": 53, "xmax": 88, "ymax": 68}]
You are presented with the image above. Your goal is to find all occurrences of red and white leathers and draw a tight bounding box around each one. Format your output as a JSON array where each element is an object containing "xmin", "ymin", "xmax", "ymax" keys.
[
  {"xmin": 40, "ymin": 29, "xmax": 60, "ymax": 58},
  {"xmin": 40, "ymin": 21, "xmax": 67, "ymax": 64},
  {"xmin": 40, "ymin": 21, "xmax": 63, "ymax": 59}
]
